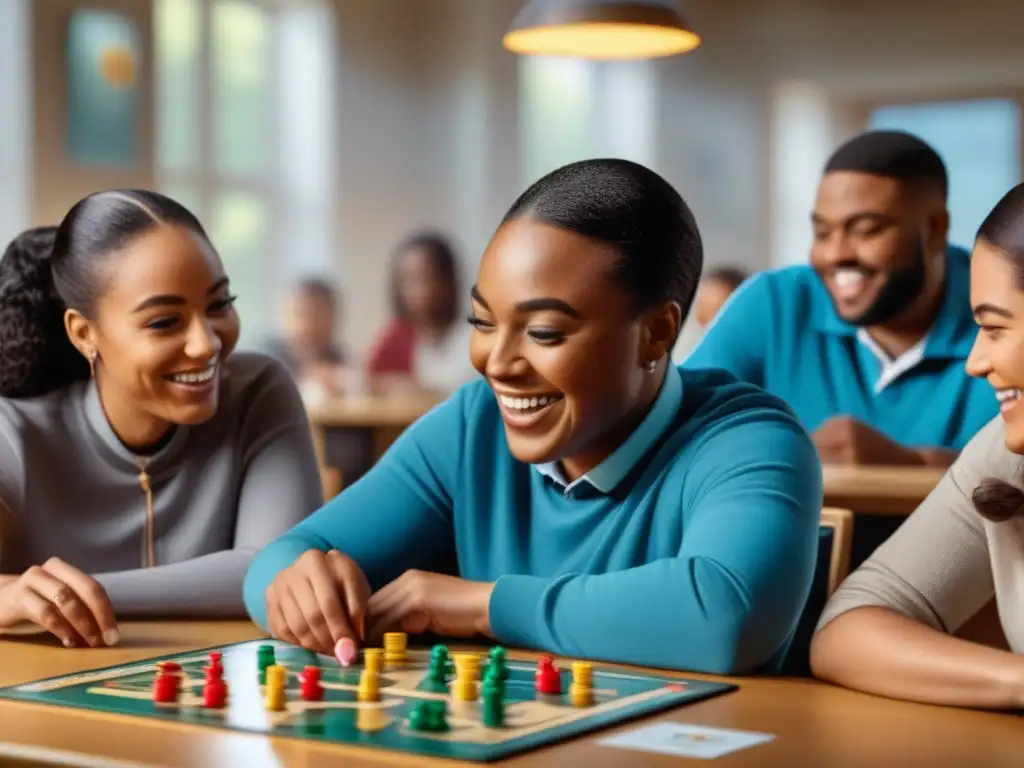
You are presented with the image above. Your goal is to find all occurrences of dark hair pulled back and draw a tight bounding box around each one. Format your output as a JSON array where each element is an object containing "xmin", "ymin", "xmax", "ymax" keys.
[
  {"xmin": 0, "ymin": 189, "xmax": 207, "ymax": 399},
  {"xmin": 501, "ymin": 158, "xmax": 703, "ymax": 320}
]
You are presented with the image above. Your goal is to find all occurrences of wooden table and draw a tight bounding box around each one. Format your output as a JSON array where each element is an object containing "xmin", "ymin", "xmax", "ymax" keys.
[
  {"xmin": 822, "ymin": 464, "xmax": 945, "ymax": 515},
  {"xmin": 1, "ymin": 622, "xmax": 1021, "ymax": 767},
  {"xmin": 307, "ymin": 395, "xmax": 440, "ymax": 490}
]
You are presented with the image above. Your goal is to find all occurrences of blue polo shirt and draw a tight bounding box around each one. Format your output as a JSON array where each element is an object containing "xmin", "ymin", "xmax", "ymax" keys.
[
  {"xmin": 244, "ymin": 366, "xmax": 823, "ymax": 674},
  {"xmin": 683, "ymin": 246, "xmax": 996, "ymax": 450}
]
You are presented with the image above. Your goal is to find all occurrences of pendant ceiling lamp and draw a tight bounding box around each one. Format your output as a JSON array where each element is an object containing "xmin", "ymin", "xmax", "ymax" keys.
[{"xmin": 503, "ymin": 0, "xmax": 701, "ymax": 60}]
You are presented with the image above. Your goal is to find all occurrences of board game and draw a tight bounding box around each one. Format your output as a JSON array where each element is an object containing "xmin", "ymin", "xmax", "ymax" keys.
[{"xmin": 0, "ymin": 637, "xmax": 737, "ymax": 763}]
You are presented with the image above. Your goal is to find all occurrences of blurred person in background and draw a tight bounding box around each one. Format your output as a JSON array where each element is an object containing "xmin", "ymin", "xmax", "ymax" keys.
[
  {"xmin": 695, "ymin": 265, "xmax": 749, "ymax": 328},
  {"xmin": 366, "ymin": 232, "xmax": 475, "ymax": 396},
  {"xmin": 265, "ymin": 277, "xmax": 355, "ymax": 401}
]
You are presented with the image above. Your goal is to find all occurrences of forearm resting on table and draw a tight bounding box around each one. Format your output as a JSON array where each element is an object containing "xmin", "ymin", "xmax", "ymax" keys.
[
  {"xmin": 811, "ymin": 607, "xmax": 1024, "ymax": 710},
  {"xmin": 97, "ymin": 548, "xmax": 260, "ymax": 618}
]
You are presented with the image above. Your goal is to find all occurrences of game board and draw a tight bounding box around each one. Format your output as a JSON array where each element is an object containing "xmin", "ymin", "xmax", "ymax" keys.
[{"xmin": 0, "ymin": 639, "xmax": 737, "ymax": 763}]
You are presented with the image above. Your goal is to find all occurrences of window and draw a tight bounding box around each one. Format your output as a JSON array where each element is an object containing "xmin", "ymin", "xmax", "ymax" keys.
[
  {"xmin": 518, "ymin": 58, "xmax": 656, "ymax": 187},
  {"xmin": 0, "ymin": 0, "xmax": 29, "ymax": 245},
  {"xmin": 155, "ymin": 0, "xmax": 336, "ymax": 348},
  {"xmin": 519, "ymin": 57, "xmax": 597, "ymax": 187},
  {"xmin": 868, "ymin": 98, "xmax": 1021, "ymax": 249}
]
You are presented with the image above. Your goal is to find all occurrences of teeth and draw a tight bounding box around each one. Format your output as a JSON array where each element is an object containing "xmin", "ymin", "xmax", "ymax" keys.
[
  {"xmin": 499, "ymin": 394, "xmax": 561, "ymax": 411},
  {"xmin": 834, "ymin": 269, "xmax": 867, "ymax": 287},
  {"xmin": 170, "ymin": 365, "xmax": 216, "ymax": 384},
  {"xmin": 996, "ymin": 388, "xmax": 1021, "ymax": 403}
]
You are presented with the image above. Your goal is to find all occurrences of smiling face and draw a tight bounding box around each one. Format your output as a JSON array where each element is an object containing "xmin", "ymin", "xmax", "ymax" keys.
[
  {"xmin": 65, "ymin": 223, "xmax": 240, "ymax": 447},
  {"xmin": 966, "ymin": 238, "xmax": 1024, "ymax": 453},
  {"xmin": 811, "ymin": 171, "xmax": 944, "ymax": 326},
  {"xmin": 468, "ymin": 217, "xmax": 679, "ymax": 480}
]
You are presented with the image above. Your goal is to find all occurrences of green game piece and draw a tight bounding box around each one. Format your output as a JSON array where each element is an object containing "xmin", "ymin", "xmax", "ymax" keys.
[
  {"xmin": 430, "ymin": 645, "xmax": 454, "ymax": 676},
  {"xmin": 409, "ymin": 702, "xmax": 430, "ymax": 732},
  {"xmin": 482, "ymin": 681, "xmax": 504, "ymax": 728},
  {"xmin": 409, "ymin": 700, "xmax": 448, "ymax": 732},
  {"xmin": 418, "ymin": 659, "xmax": 449, "ymax": 694},
  {"xmin": 426, "ymin": 700, "xmax": 448, "ymax": 731},
  {"xmin": 256, "ymin": 644, "xmax": 276, "ymax": 684},
  {"xmin": 483, "ymin": 646, "xmax": 507, "ymax": 680}
]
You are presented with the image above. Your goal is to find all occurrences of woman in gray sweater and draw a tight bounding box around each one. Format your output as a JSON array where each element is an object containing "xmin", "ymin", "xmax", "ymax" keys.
[
  {"xmin": 812, "ymin": 182, "xmax": 1024, "ymax": 709},
  {"xmin": 0, "ymin": 190, "xmax": 324, "ymax": 648}
]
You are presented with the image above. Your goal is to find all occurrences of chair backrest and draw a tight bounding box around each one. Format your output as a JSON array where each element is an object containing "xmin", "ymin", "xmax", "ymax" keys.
[
  {"xmin": 779, "ymin": 507, "xmax": 855, "ymax": 677},
  {"xmin": 819, "ymin": 506, "xmax": 854, "ymax": 597}
]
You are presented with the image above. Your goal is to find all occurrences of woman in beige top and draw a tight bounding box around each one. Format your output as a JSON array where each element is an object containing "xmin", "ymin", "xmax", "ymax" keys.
[{"xmin": 812, "ymin": 182, "xmax": 1024, "ymax": 710}]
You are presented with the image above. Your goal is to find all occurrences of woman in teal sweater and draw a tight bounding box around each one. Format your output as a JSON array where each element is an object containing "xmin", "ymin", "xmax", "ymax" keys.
[{"xmin": 244, "ymin": 159, "xmax": 824, "ymax": 674}]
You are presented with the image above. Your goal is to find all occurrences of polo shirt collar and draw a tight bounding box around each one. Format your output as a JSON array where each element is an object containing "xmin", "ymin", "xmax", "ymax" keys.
[
  {"xmin": 534, "ymin": 364, "xmax": 683, "ymax": 495},
  {"xmin": 811, "ymin": 245, "xmax": 976, "ymax": 359}
]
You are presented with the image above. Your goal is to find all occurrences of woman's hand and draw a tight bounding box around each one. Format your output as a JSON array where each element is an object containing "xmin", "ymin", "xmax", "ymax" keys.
[
  {"xmin": 365, "ymin": 570, "xmax": 494, "ymax": 641},
  {"xmin": 0, "ymin": 558, "xmax": 119, "ymax": 647},
  {"xmin": 264, "ymin": 549, "xmax": 371, "ymax": 655}
]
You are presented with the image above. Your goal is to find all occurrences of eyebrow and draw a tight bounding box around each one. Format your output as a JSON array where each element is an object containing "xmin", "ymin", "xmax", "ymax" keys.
[
  {"xmin": 811, "ymin": 211, "xmax": 894, "ymax": 227},
  {"xmin": 470, "ymin": 285, "xmax": 581, "ymax": 319},
  {"xmin": 132, "ymin": 277, "xmax": 230, "ymax": 313},
  {"xmin": 973, "ymin": 302, "xmax": 1015, "ymax": 320}
]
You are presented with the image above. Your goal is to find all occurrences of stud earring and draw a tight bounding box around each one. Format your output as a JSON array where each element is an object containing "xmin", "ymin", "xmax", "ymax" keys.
[
  {"xmin": 88, "ymin": 350, "xmax": 97, "ymax": 378},
  {"xmin": 644, "ymin": 359, "xmax": 658, "ymax": 373}
]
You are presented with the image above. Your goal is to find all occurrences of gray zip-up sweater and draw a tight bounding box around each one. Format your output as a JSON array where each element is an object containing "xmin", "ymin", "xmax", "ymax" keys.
[{"xmin": 0, "ymin": 352, "xmax": 323, "ymax": 617}]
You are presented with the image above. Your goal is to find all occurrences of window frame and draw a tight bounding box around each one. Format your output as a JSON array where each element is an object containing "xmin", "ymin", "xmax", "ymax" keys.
[{"xmin": 154, "ymin": 0, "xmax": 280, "ymax": 345}]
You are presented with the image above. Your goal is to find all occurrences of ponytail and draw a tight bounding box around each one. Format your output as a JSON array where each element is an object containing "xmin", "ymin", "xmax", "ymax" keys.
[
  {"xmin": 0, "ymin": 227, "xmax": 89, "ymax": 398},
  {"xmin": 971, "ymin": 478, "xmax": 1024, "ymax": 522}
]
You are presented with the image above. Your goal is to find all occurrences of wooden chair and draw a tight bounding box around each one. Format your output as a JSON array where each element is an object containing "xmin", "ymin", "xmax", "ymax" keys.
[
  {"xmin": 819, "ymin": 506, "xmax": 854, "ymax": 597},
  {"xmin": 310, "ymin": 422, "xmax": 343, "ymax": 501},
  {"xmin": 780, "ymin": 507, "xmax": 855, "ymax": 676},
  {"xmin": 319, "ymin": 466, "xmax": 343, "ymax": 501}
]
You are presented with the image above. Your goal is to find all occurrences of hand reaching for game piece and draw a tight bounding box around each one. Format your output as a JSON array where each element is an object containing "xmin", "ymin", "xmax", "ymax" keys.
[
  {"xmin": 263, "ymin": 548, "xmax": 370, "ymax": 655},
  {"xmin": 364, "ymin": 570, "xmax": 495, "ymax": 642},
  {"xmin": 0, "ymin": 558, "xmax": 119, "ymax": 648}
]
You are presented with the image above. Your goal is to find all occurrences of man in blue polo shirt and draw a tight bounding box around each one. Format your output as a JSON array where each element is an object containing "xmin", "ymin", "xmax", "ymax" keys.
[{"xmin": 684, "ymin": 130, "xmax": 997, "ymax": 467}]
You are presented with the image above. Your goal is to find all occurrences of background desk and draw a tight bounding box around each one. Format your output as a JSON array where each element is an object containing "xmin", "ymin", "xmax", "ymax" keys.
[
  {"xmin": 822, "ymin": 464, "xmax": 945, "ymax": 515},
  {"xmin": 307, "ymin": 394, "xmax": 440, "ymax": 490},
  {"xmin": 1, "ymin": 621, "xmax": 1020, "ymax": 767}
]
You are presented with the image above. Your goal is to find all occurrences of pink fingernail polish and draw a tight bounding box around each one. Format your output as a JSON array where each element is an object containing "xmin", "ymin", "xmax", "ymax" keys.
[{"xmin": 335, "ymin": 636, "xmax": 357, "ymax": 666}]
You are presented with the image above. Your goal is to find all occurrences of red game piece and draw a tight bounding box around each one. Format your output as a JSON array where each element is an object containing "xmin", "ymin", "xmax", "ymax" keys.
[
  {"xmin": 299, "ymin": 665, "xmax": 323, "ymax": 702},
  {"xmin": 203, "ymin": 678, "xmax": 228, "ymax": 708},
  {"xmin": 208, "ymin": 652, "xmax": 223, "ymax": 675},
  {"xmin": 535, "ymin": 655, "xmax": 561, "ymax": 695},
  {"xmin": 153, "ymin": 671, "xmax": 179, "ymax": 703}
]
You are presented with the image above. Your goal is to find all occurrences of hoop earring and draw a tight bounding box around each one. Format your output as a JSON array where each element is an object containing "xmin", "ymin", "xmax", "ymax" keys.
[{"xmin": 89, "ymin": 350, "xmax": 97, "ymax": 379}]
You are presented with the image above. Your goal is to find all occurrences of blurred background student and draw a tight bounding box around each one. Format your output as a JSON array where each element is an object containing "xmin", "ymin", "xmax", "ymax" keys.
[
  {"xmin": 695, "ymin": 265, "xmax": 749, "ymax": 328},
  {"xmin": 264, "ymin": 277, "xmax": 358, "ymax": 401},
  {"xmin": 365, "ymin": 232, "xmax": 476, "ymax": 396}
]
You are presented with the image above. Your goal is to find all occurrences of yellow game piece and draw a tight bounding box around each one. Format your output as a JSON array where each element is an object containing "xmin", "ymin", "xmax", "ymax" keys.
[
  {"xmin": 569, "ymin": 661, "xmax": 594, "ymax": 707},
  {"xmin": 264, "ymin": 665, "xmax": 287, "ymax": 711},
  {"xmin": 356, "ymin": 707, "xmax": 390, "ymax": 732},
  {"xmin": 357, "ymin": 669, "xmax": 380, "ymax": 702},
  {"xmin": 383, "ymin": 632, "xmax": 407, "ymax": 664},
  {"xmin": 452, "ymin": 653, "xmax": 480, "ymax": 701},
  {"xmin": 453, "ymin": 675, "xmax": 478, "ymax": 701},
  {"xmin": 569, "ymin": 684, "xmax": 594, "ymax": 707},
  {"xmin": 363, "ymin": 648, "xmax": 383, "ymax": 674},
  {"xmin": 571, "ymin": 661, "xmax": 593, "ymax": 687},
  {"xmin": 453, "ymin": 653, "xmax": 480, "ymax": 678}
]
